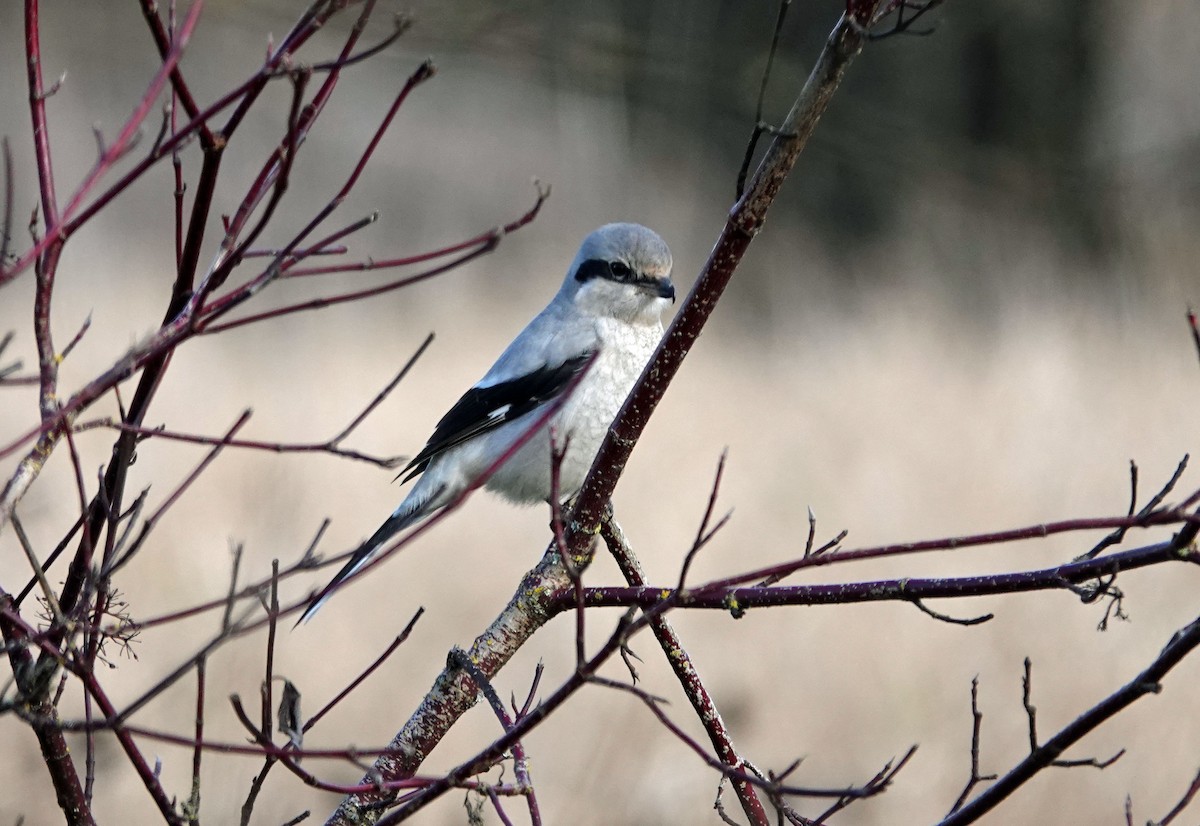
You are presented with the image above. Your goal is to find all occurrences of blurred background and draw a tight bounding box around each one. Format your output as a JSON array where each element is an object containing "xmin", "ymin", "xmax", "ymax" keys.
[{"xmin": 1, "ymin": 1, "xmax": 1198, "ymax": 824}]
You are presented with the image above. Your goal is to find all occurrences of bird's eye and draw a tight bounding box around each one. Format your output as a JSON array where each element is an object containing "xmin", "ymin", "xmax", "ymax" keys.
[{"xmin": 609, "ymin": 261, "xmax": 632, "ymax": 280}]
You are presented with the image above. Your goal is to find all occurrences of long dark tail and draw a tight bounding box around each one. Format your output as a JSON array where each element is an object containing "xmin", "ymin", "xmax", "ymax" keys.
[{"xmin": 294, "ymin": 502, "xmax": 429, "ymax": 625}]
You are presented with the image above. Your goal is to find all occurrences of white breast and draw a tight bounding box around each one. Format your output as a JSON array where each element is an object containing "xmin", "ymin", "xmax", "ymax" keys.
[{"xmin": 483, "ymin": 317, "xmax": 663, "ymax": 504}]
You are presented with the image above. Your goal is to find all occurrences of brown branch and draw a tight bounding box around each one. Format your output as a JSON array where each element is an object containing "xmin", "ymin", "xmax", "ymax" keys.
[
  {"xmin": 596, "ymin": 675, "xmax": 913, "ymax": 811},
  {"xmin": 304, "ymin": 609, "xmax": 424, "ymax": 734},
  {"xmin": 324, "ymin": 6, "xmax": 921, "ymax": 823},
  {"xmin": 1079, "ymin": 456, "xmax": 1187, "ymax": 560},
  {"xmin": 26, "ymin": 0, "xmax": 64, "ymax": 421},
  {"xmin": 1, "ymin": 138, "xmax": 15, "ymax": 268},
  {"xmin": 701, "ymin": 506, "xmax": 1200, "ymax": 592},
  {"xmin": 80, "ymin": 332, "xmax": 429, "ymax": 473},
  {"xmin": 938, "ymin": 613, "xmax": 1200, "ymax": 825},
  {"xmin": 576, "ymin": 521, "xmax": 1198, "ymax": 614},
  {"xmin": 813, "ymin": 746, "xmax": 918, "ymax": 822},
  {"xmin": 948, "ymin": 676, "xmax": 997, "ymax": 814},
  {"xmin": 0, "ymin": 594, "xmax": 95, "ymax": 826},
  {"xmin": 736, "ymin": 0, "xmax": 794, "ymax": 199},
  {"xmin": 601, "ymin": 515, "xmax": 769, "ymax": 825},
  {"xmin": 1021, "ymin": 658, "xmax": 1125, "ymax": 770},
  {"xmin": 676, "ymin": 450, "xmax": 733, "ymax": 590},
  {"xmin": 1156, "ymin": 765, "xmax": 1200, "ymax": 825},
  {"xmin": 562, "ymin": 7, "xmax": 882, "ymax": 552},
  {"xmin": 446, "ymin": 650, "xmax": 542, "ymax": 824},
  {"xmin": 187, "ymin": 657, "xmax": 206, "ymax": 825},
  {"xmin": 137, "ymin": 0, "xmax": 211, "ymax": 141},
  {"xmin": 1188, "ymin": 307, "xmax": 1200, "ymax": 369},
  {"xmin": 199, "ymin": 184, "xmax": 548, "ymax": 334},
  {"xmin": 74, "ymin": 657, "xmax": 182, "ymax": 821}
]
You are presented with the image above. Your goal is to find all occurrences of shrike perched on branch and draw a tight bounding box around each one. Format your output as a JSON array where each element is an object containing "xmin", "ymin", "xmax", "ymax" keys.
[{"xmin": 299, "ymin": 223, "xmax": 675, "ymax": 622}]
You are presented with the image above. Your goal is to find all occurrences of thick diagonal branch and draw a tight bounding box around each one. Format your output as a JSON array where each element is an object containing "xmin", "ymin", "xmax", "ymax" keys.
[{"xmin": 325, "ymin": 7, "xmax": 884, "ymax": 825}]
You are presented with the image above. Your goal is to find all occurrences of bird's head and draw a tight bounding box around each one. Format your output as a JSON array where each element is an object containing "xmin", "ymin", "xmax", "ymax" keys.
[{"xmin": 561, "ymin": 223, "xmax": 675, "ymax": 325}]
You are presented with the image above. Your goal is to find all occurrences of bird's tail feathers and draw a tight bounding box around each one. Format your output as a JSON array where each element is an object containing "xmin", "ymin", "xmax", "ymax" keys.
[{"xmin": 294, "ymin": 496, "xmax": 434, "ymax": 626}]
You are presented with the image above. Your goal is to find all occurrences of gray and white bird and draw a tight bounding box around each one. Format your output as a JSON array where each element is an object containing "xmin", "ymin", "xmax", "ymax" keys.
[{"xmin": 298, "ymin": 223, "xmax": 675, "ymax": 622}]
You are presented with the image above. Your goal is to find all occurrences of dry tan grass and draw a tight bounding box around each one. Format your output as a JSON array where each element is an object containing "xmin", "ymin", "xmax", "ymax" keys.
[{"xmin": 3, "ymin": 254, "xmax": 1195, "ymax": 825}]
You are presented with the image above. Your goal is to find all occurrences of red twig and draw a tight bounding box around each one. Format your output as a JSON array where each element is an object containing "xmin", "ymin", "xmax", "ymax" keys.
[
  {"xmin": 602, "ymin": 516, "xmax": 768, "ymax": 825},
  {"xmin": 105, "ymin": 410, "xmax": 253, "ymax": 575},
  {"xmin": 0, "ymin": 0, "xmax": 360, "ymax": 287},
  {"xmin": 304, "ymin": 609, "xmax": 424, "ymax": 734},
  {"xmin": 1188, "ymin": 307, "xmax": 1200, "ymax": 368},
  {"xmin": 283, "ymin": 184, "xmax": 549, "ymax": 279},
  {"xmin": 200, "ymin": 189, "xmax": 547, "ymax": 334},
  {"xmin": 57, "ymin": 0, "xmax": 203, "ymax": 247},
  {"xmin": 26, "ymin": 0, "xmax": 64, "ymax": 421},
  {"xmin": 25, "ymin": 0, "xmax": 60, "ymax": 228},
  {"xmin": 78, "ymin": 670, "xmax": 183, "ymax": 823},
  {"xmin": 677, "ymin": 450, "xmax": 732, "ymax": 589},
  {"xmin": 701, "ymin": 507, "xmax": 1200, "ymax": 592},
  {"xmin": 598, "ymin": 675, "xmax": 912, "ymax": 807},
  {"xmin": 447, "ymin": 651, "xmax": 542, "ymax": 825},
  {"xmin": 91, "ymin": 420, "xmax": 404, "ymax": 469},
  {"xmin": 137, "ymin": 0, "xmax": 211, "ymax": 140},
  {"xmin": 194, "ymin": 1, "xmax": 389, "ymax": 309},
  {"xmin": 1157, "ymin": 765, "xmax": 1200, "ymax": 825},
  {"xmin": 77, "ymin": 326, "xmax": 428, "ymax": 476}
]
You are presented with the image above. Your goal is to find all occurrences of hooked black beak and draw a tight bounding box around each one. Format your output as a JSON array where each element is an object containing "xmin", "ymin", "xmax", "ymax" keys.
[{"xmin": 656, "ymin": 279, "xmax": 676, "ymax": 303}]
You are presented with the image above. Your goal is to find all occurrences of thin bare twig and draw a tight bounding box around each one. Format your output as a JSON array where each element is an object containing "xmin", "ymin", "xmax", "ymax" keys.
[
  {"xmin": 1156, "ymin": 765, "xmax": 1200, "ymax": 825},
  {"xmin": 107, "ymin": 411, "xmax": 253, "ymax": 572},
  {"xmin": 1079, "ymin": 456, "xmax": 1188, "ymax": 560},
  {"xmin": 737, "ymin": 0, "xmax": 794, "ymax": 199},
  {"xmin": 1188, "ymin": 307, "xmax": 1200, "ymax": 367},
  {"xmin": 11, "ymin": 515, "xmax": 65, "ymax": 625},
  {"xmin": 866, "ymin": 0, "xmax": 946, "ymax": 39},
  {"xmin": 447, "ymin": 650, "xmax": 542, "ymax": 825},
  {"xmin": 910, "ymin": 598, "xmax": 993, "ymax": 626},
  {"xmin": 597, "ymin": 674, "xmax": 913, "ymax": 812},
  {"xmin": 938, "ymin": 621, "xmax": 1200, "ymax": 826},
  {"xmin": 187, "ymin": 657, "xmax": 206, "ymax": 825},
  {"xmin": 303, "ymin": 609, "xmax": 424, "ymax": 734},
  {"xmin": 1022, "ymin": 658, "xmax": 1124, "ymax": 769},
  {"xmin": 948, "ymin": 676, "xmax": 997, "ymax": 814},
  {"xmin": 677, "ymin": 451, "xmax": 732, "ymax": 590},
  {"xmin": 602, "ymin": 515, "xmax": 769, "ymax": 825},
  {"xmin": 1, "ymin": 138, "xmax": 14, "ymax": 268}
]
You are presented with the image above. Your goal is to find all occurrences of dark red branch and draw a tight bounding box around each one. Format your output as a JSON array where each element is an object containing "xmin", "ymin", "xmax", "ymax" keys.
[
  {"xmin": 573, "ymin": 535, "xmax": 1197, "ymax": 613},
  {"xmin": 939, "ymin": 611, "xmax": 1200, "ymax": 825},
  {"xmin": 601, "ymin": 516, "xmax": 769, "ymax": 825},
  {"xmin": 137, "ymin": 0, "xmax": 211, "ymax": 142}
]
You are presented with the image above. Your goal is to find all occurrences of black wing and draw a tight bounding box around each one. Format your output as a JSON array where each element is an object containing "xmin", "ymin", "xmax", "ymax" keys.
[{"xmin": 398, "ymin": 352, "xmax": 594, "ymax": 484}]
